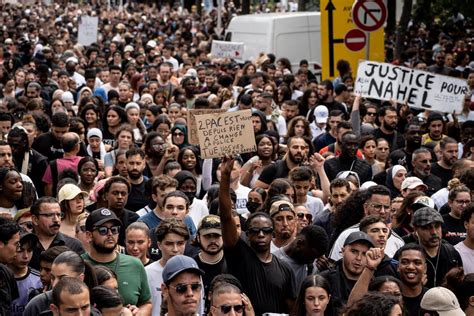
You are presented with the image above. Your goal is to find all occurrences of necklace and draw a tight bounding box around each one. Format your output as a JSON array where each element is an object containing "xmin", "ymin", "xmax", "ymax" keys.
[{"xmin": 198, "ymin": 251, "xmax": 223, "ymax": 264}]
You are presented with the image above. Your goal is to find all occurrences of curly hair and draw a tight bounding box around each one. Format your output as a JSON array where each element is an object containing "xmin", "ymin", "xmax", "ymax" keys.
[{"xmin": 342, "ymin": 292, "xmax": 401, "ymax": 316}]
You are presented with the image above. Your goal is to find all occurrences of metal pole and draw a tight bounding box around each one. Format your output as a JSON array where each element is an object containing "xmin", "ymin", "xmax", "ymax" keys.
[{"xmin": 365, "ymin": 31, "xmax": 370, "ymax": 60}]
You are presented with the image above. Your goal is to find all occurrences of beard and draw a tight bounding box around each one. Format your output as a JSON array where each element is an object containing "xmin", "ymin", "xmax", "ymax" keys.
[
  {"xmin": 128, "ymin": 170, "xmax": 142, "ymax": 180},
  {"xmin": 92, "ymin": 238, "xmax": 117, "ymax": 254},
  {"xmin": 384, "ymin": 121, "xmax": 397, "ymax": 131},
  {"xmin": 288, "ymin": 151, "xmax": 304, "ymax": 164},
  {"xmin": 200, "ymin": 244, "xmax": 223, "ymax": 256}
]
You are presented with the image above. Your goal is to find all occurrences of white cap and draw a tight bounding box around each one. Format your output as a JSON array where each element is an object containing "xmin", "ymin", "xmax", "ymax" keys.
[
  {"xmin": 314, "ymin": 105, "xmax": 329, "ymax": 124},
  {"xmin": 61, "ymin": 91, "xmax": 74, "ymax": 103},
  {"xmin": 421, "ymin": 287, "xmax": 465, "ymax": 316},
  {"xmin": 66, "ymin": 56, "xmax": 78, "ymax": 64},
  {"xmin": 146, "ymin": 40, "xmax": 157, "ymax": 48},
  {"xmin": 401, "ymin": 176, "xmax": 428, "ymax": 191},
  {"xmin": 124, "ymin": 45, "xmax": 134, "ymax": 52}
]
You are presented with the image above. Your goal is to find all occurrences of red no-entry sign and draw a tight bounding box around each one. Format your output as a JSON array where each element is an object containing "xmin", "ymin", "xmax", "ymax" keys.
[
  {"xmin": 344, "ymin": 29, "xmax": 367, "ymax": 51},
  {"xmin": 352, "ymin": 0, "xmax": 387, "ymax": 32}
]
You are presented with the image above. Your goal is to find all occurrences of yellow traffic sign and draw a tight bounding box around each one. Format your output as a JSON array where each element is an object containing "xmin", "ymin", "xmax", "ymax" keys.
[{"xmin": 321, "ymin": 0, "xmax": 385, "ymax": 80}]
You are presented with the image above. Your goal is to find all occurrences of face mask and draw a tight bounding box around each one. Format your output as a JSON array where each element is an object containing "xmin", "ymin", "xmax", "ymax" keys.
[
  {"xmin": 184, "ymin": 191, "xmax": 197, "ymax": 205},
  {"xmin": 246, "ymin": 201, "xmax": 261, "ymax": 213}
]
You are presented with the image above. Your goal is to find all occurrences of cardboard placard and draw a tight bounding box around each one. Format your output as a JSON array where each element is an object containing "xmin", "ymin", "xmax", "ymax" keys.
[
  {"xmin": 194, "ymin": 110, "xmax": 256, "ymax": 159},
  {"xmin": 354, "ymin": 60, "xmax": 469, "ymax": 113},
  {"xmin": 78, "ymin": 16, "xmax": 99, "ymax": 46},
  {"xmin": 187, "ymin": 109, "xmax": 225, "ymax": 145},
  {"xmin": 211, "ymin": 40, "xmax": 244, "ymax": 59}
]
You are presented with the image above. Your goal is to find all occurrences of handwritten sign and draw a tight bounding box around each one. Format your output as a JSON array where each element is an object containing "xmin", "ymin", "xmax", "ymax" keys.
[
  {"xmin": 194, "ymin": 110, "xmax": 256, "ymax": 159},
  {"xmin": 78, "ymin": 16, "xmax": 99, "ymax": 46},
  {"xmin": 211, "ymin": 40, "xmax": 244, "ymax": 59},
  {"xmin": 354, "ymin": 60, "xmax": 469, "ymax": 113},
  {"xmin": 187, "ymin": 109, "xmax": 225, "ymax": 145}
]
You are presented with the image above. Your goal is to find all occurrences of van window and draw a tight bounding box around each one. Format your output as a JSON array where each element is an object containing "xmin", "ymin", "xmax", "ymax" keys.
[{"xmin": 225, "ymin": 32, "xmax": 232, "ymax": 41}]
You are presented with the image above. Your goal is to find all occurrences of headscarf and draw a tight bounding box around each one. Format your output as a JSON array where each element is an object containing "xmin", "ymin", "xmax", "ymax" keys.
[
  {"xmin": 86, "ymin": 128, "xmax": 107, "ymax": 160},
  {"xmin": 171, "ymin": 124, "xmax": 189, "ymax": 149},
  {"xmin": 385, "ymin": 165, "xmax": 407, "ymax": 198}
]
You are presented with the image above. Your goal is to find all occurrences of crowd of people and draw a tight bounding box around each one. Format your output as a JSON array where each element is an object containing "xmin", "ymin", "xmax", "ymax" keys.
[{"xmin": 0, "ymin": 1, "xmax": 474, "ymax": 316}]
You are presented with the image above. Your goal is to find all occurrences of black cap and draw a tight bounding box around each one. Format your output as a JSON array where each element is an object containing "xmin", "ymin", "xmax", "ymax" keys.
[
  {"xmin": 85, "ymin": 208, "xmax": 122, "ymax": 232},
  {"xmin": 343, "ymin": 231, "xmax": 374, "ymax": 248},
  {"xmin": 19, "ymin": 229, "xmax": 38, "ymax": 247}
]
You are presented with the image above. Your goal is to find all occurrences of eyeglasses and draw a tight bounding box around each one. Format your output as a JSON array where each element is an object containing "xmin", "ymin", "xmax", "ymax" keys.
[
  {"xmin": 171, "ymin": 283, "xmax": 202, "ymax": 294},
  {"xmin": 93, "ymin": 225, "xmax": 120, "ymax": 236},
  {"xmin": 247, "ymin": 227, "xmax": 273, "ymax": 235},
  {"xmin": 19, "ymin": 221, "xmax": 34, "ymax": 230},
  {"xmin": 418, "ymin": 159, "xmax": 431, "ymax": 164},
  {"xmin": 455, "ymin": 200, "xmax": 470, "ymax": 205},
  {"xmin": 297, "ymin": 213, "xmax": 313, "ymax": 221},
  {"xmin": 214, "ymin": 304, "xmax": 244, "ymax": 314},
  {"xmin": 369, "ymin": 203, "xmax": 391, "ymax": 211},
  {"xmin": 173, "ymin": 132, "xmax": 184, "ymax": 137},
  {"xmin": 37, "ymin": 212, "xmax": 62, "ymax": 218}
]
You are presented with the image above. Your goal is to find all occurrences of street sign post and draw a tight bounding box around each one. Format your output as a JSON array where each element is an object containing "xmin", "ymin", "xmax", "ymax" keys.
[
  {"xmin": 344, "ymin": 29, "xmax": 366, "ymax": 51},
  {"xmin": 352, "ymin": 0, "xmax": 387, "ymax": 32},
  {"xmin": 320, "ymin": 0, "xmax": 385, "ymax": 79}
]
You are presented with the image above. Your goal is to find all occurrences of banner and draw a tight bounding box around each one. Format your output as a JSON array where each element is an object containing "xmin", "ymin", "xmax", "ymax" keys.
[
  {"xmin": 354, "ymin": 60, "xmax": 469, "ymax": 113},
  {"xmin": 187, "ymin": 109, "xmax": 225, "ymax": 145},
  {"xmin": 78, "ymin": 16, "xmax": 99, "ymax": 46},
  {"xmin": 211, "ymin": 40, "xmax": 244, "ymax": 59},
  {"xmin": 194, "ymin": 110, "xmax": 256, "ymax": 159}
]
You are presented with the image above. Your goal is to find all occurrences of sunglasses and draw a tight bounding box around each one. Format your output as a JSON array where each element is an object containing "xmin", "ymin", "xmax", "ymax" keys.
[
  {"xmin": 367, "ymin": 112, "xmax": 377, "ymax": 116},
  {"xmin": 247, "ymin": 227, "xmax": 273, "ymax": 235},
  {"xmin": 19, "ymin": 221, "xmax": 34, "ymax": 230},
  {"xmin": 94, "ymin": 226, "xmax": 120, "ymax": 236},
  {"xmin": 172, "ymin": 283, "xmax": 202, "ymax": 294},
  {"xmin": 173, "ymin": 132, "xmax": 184, "ymax": 137},
  {"xmin": 297, "ymin": 213, "xmax": 313, "ymax": 221},
  {"xmin": 215, "ymin": 304, "xmax": 244, "ymax": 314}
]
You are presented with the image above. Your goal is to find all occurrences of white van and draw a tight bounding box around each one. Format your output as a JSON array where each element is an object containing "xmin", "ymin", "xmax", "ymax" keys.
[{"xmin": 224, "ymin": 12, "xmax": 321, "ymax": 73}]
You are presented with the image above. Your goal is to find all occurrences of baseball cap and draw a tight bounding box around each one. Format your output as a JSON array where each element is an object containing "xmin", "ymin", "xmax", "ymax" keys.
[
  {"xmin": 162, "ymin": 255, "xmax": 204, "ymax": 284},
  {"xmin": 197, "ymin": 215, "xmax": 221, "ymax": 235},
  {"xmin": 401, "ymin": 177, "xmax": 428, "ymax": 191},
  {"xmin": 58, "ymin": 184, "xmax": 89, "ymax": 203},
  {"xmin": 146, "ymin": 40, "xmax": 157, "ymax": 48},
  {"xmin": 343, "ymin": 231, "xmax": 374, "ymax": 248},
  {"xmin": 269, "ymin": 200, "xmax": 295, "ymax": 217},
  {"xmin": 314, "ymin": 105, "xmax": 329, "ymax": 124},
  {"xmin": 124, "ymin": 45, "xmax": 134, "ymax": 53},
  {"xmin": 66, "ymin": 56, "xmax": 78, "ymax": 64},
  {"xmin": 13, "ymin": 208, "xmax": 31, "ymax": 222},
  {"xmin": 412, "ymin": 196, "xmax": 436, "ymax": 212},
  {"xmin": 4, "ymin": 38, "xmax": 13, "ymax": 45},
  {"xmin": 413, "ymin": 207, "xmax": 444, "ymax": 227},
  {"xmin": 85, "ymin": 208, "xmax": 122, "ymax": 232},
  {"xmin": 420, "ymin": 287, "xmax": 465, "ymax": 316}
]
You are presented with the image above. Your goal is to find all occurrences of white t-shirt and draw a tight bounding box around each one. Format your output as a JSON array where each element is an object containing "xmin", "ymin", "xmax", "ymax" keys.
[
  {"xmin": 235, "ymin": 183, "xmax": 251, "ymax": 215},
  {"xmin": 329, "ymin": 223, "xmax": 405, "ymax": 261},
  {"xmin": 163, "ymin": 57, "xmax": 179, "ymax": 72},
  {"xmin": 188, "ymin": 198, "xmax": 209, "ymax": 228},
  {"xmin": 454, "ymin": 242, "xmax": 474, "ymax": 274},
  {"xmin": 145, "ymin": 260, "xmax": 164, "ymax": 316}
]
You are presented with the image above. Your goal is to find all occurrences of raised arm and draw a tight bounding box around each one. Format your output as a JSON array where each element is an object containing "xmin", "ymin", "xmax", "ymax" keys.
[
  {"xmin": 351, "ymin": 95, "xmax": 361, "ymax": 137},
  {"xmin": 219, "ymin": 156, "xmax": 240, "ymax": 247},
  {"xmin": 310, "ymin": 153, "xmax": 330, "ymax": 203},
  {"xmin": 347, "ymin": 247, "xmax": 384, "ymax": 305}
]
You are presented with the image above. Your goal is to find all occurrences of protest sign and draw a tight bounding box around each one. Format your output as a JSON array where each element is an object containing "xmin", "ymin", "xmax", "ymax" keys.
[
  {"xmin": 78, "ymin": 16, "xmax": 99, "ymax": 46},
  {"xmin": 354, "ymin": 60, "xmax": 469, "ymax": 113},
  {"xmin": 211, "ymin": 40, "xmax": 244, "ymax": 59},
  {"xmin": 187, "ymin": 109, "xmax": 225, "ymax": 145},
  {"xmin": 194, "ymin": 110, "xmax": 256, "ymax": 159}
]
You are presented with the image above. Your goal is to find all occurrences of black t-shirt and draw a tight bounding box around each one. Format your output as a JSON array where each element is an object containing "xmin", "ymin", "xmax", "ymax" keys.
[
  {"xmin": 431, "ymin": 162, "xmax": 453, "ymax": 188},
  {"xmin": 0, "ymin": 264, "xmax": 19, "ymax": 316},
  {"xmin": 258, "ymin": 160, "xmax": 291, "ymax": 186},
  {"xmin": 403, "ymin": 287, "xmax": 428, "ymax": 316},
  {"xmin": 442, "ymin": 213, "xmax": 466, "ymax": 245},
  {"xmin": 224, "ymin": 238, "xmax": 296, "ymax": 315},
  {"xmin": 31, "ymin": 132, "xmax": 63, "ymax": 161},
  {"xmin": 194, "ymin": 254, "xmax": 228, "ymax": 311},
  {"xmin": 125, "ymin": 178, "xmax": 151, "ymax": 212},
  {"xmin": 372, "ymin": 128, "xmax": 405, "ymax": 151},
  {"xmin": 102, "ymin": 129, "xmax": 116, "ymax": 148},
  {"xmin": 313, "ymin": 132, "xmax": 336, "ymax": 152}
]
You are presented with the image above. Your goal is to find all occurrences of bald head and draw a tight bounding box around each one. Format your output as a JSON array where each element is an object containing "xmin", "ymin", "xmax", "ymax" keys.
[{"xmin": 62, "ymin": 132, "xmax": 80, "ymax": 153}]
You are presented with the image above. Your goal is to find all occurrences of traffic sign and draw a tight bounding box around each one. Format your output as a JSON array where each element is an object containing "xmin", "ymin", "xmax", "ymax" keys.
[
  {"xmin": 344, "ymin": 29, "xmax": 366, "ymax": 51},
  {"xmin": 320, "ymin": 0, "xmax": 384, "ymax": 79},
  {"xmin": 352, "ymin": 0, "xmax": 387, "ymax": 32}
]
